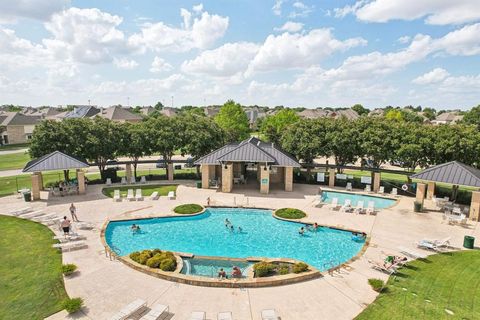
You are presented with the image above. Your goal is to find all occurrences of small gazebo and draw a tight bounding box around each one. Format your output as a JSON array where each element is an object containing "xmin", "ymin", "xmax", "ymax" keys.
[
  {"xmin": 411, "ymin": 161, "xmax": 480, "ymax": 221},
  {"xmin": 23, "ymin": 151, "xmax": 90, "ymax": 200}
]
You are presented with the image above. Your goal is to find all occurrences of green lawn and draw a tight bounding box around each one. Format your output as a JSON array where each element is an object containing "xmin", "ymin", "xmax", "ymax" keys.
[
  {"xmin": 356, "ymin": 251, "xmax": 480, "ymax": 320},
  {"xmin": 102, "ymin": 184, "xmax": 178, "ymax": 198},
  {"xmin": 0, "ymin": 151, "xmax": 31, "ymax": 170},
  {"xmin": 0, "ymin": 143, "xmax": 30, "ymax": 151},
  {"xmin": 0, "ymin": 215, "xmax": 68, "ymax": 319}
]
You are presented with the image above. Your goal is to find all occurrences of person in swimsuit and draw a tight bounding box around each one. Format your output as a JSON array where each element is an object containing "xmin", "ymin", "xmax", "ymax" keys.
[
  {"xmin": 60, "ymin": 216, "xmax": 71, "ymax": 235},
  {"xmin": 299, "ymin": 227, "xmax": 305, "ymax": 236},
  {"xmin": 218, "ymin": 268, "xmax": 227, "ymax": 279},
  {"xmin": 69, "ymin": 203, "xmax": 79, "ymax": 222}
]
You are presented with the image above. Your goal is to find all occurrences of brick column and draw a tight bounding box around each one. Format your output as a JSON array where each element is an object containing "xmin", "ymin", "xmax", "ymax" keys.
[
  {"xmin": 77, "ymin": 169, "xmax": 86, "ymax": 194},
  {"xmin": 469, "ymin": 191, "xmax": 480, "ymax": 221},
  {"xmin": 125, "ymin": 164, "xmax": 132, "ymax": 183},
  {"xmin": 328, "ymin": 168, "xmax": 335, "ymax": 187},
  {"xmin": 31, "ymin": 172, "xmax": 41, "ymax": 201},
  {"xmin": 221, "ymin": 163, "xmax": 233, "ymax": 193},
  {"xmin": 284, "ymin": 166, "xmax": 293, "ymax": 192},
  {"xmin": 416, "ymin": 183, "xmax": 426, "ymax": 206},
  {"xmin": 201, "ymin": 164, "xmax": 210, "ymax": 189},
  {"xmin": 167, "ymin": 163, "xmax": 174, "ymax": 181},
  {"xmin": 426, "ymin": 182, "xmax": 435, "ymax": 200},
  {"xmin": 260, "ymin": 165, "xmax": 270, "ymax": 194},
  {"xmin": 373, "ymin": 172, "xmax": 381, "ymax": 192}
]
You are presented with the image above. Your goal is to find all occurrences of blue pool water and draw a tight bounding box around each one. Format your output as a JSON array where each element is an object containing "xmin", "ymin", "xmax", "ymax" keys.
[
  {"xmin": 181, "ymin": 258, "xmax": 252, "ymax": 278},
  {"xmin": 105, "ymin": 208, "xmax": 365, "ymax": 271},
  {"xmin": 321, "ymin": 191, "xmax": 396, "ymax": 209}
]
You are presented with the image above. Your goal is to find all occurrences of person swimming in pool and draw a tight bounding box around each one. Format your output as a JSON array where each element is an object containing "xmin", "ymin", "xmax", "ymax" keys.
[
  {"xmin": 299, "ymin": 227, "xmax": 305, "ymax": 236},
  {"xmin": 313, "ymin": 222, "xmax": 319, "ymax": 231},
  {"xmin": 218, "ymin": 268, "xmax": 227, "ymax": 279},
  {"xmin": 238, "ymin": 226, "xmax": 242, "ymax": 233},
  {"xmin": 231, "ymin": 266, "xmax": 242, "ymax": 278},
  {"xmin": 230, "ymin": 225, "xmax": 234, "ymax": 232},
  {"xmin": 225, "ymin": 218, "xmax": 231, "ymax": 227},
  {"xmin": 131, "ymin": 224, "xmax": 140, "ymax": 233}
]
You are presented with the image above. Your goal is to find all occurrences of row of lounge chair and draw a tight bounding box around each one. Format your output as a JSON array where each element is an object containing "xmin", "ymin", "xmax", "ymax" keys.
[
  {"xmin": 110, "ymin": 299, "xmax": 280, "ymax": 320},
  {"xmin": 10, "ymin": 207, "xmax": 62, "ymax": 226},
  {"xmin": 363, "ymin": 185, "xmax": 397, "ymax": 196},
  {"xmin": 328, "ymin": 198, "xmax": 376, "ymax": 215},
  {"xmin": 106, "ymin": 176, "xmax": 148, "ymax": 186},
  {"xmin": 113, "ymin": 189, "xmax": 175, "ymax": 202}
]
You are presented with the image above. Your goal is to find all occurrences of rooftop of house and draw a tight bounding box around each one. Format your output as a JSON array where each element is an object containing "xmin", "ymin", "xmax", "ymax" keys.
[
  {"xmin": 0, "ymin": 112, "xmax": 42, "ymax": 126},
  {"xmin": 99, "ymin": 106, "xmax": 143, "ymax": 121}
]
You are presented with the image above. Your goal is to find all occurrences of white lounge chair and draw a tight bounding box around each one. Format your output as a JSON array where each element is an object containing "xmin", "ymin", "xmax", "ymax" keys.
[
  {"xmin": 32, "ymin": 213, "xmax": 57, "ymax": 222},
  {"xmin": 135, "ymin": 189, "xmax": 143, "ymax": 201},
  {"xmin": 261, "ymin": 309, "xmax": 280, "ymax": 320},
  {"xmin": 369, "ymin": 260, "xmax": 398, "ymax": 275},
  {"xmin": 75, "ymin": 221, "xmax": 95, "ymax": 230},
  {"xmin": 10, "ymin": 207, "xmax": 32, "ymax": 216},
  {"xmin": 121, "ymin": 177, "xmax": 127, "ymax": 185},
  {"xmin": 448, "ymin": 214, "xmax": 467, "ymax": 226},
  {"xmin": 130, "ymin": 176, "xmax": 136, "ymax": 184},
  {"xmin": 139, "ymin": 304, "xmax": 169, "ymax": 320},
  {"xmin": 364, "ymin": 184, "xmax": 371, "ymax": 193},
  {"xmin": 341, "ymin": 199, "xmax": 353, "ymax": 212},
  {"xmin": 417, "ymin": 237, "xmax": 450, "ymax": 251},
  {"xmin": 190, "ymin": 311, "xmax": 206, "ymax": 320},
  {"xmin": 391, "ymin": 188, "xmax": 398, "ymax": 196},
  {"xmin": 20, "ymin": 210, "xmax": 45, "ymax": 219},
  {"xmin": 113, "ymin": 190, "xmax": 121, "ymax": 202},
  {"xmin": 366, "ymin": 201, "xmax": 376, "ymax": 215},
  {"xmin": 150, "ymin": 191, "xmax": 159, "ymax": 200},
  {"xmin": 110, "ymin": 299, "xmax": 147, "ymax": 320},
  {"xmin": 354, "ymin": 201, "xmax": 365, "ymax": 214},
  {"xmin": 54, "ymin": 234, "xmax": 86, "ymax": 242},
  {"xmin": 378, "ymin": 186, "xmax": 385, "ymax": 194},
  {"xmin": 330, "ymin": 197, "xmax": 339, "ymax": 210},
  {"xmin": 52, "ymin": 241, "xmax": 87, "ymax": 252},
  {"xmin": 398, "ymin": 246, "xmax": 427, "ymax": 259},
  {"xmin": 346, "ymin": 182, "xmax": 352, "ymax": 191},
  {"xmin": 106, "ymin": 178, "xmax": 112, "ymax": 186},
  {"xmin": 217, "ymin": 312, "xmax": 233, "ymax": 320},
  {"xmin": 140, "ymin": 176, "xmax": 146, "ymax": 184},
  {"xmin": 167, "ymin": 191, "xmax": 175, "ymax": 200},
  {"xmin": 127, "ymin": 189, "xmax": 134, "ymax": 201}
]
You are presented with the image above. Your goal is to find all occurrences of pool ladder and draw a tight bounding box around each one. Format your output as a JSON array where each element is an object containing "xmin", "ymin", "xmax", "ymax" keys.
[
  {"xmin": 323, "ymin": 260, "xmax": 336, "ymax": 270},
  {"xmin": 105, "ymin": 245, "xmax": 122, "ymax": 261}
]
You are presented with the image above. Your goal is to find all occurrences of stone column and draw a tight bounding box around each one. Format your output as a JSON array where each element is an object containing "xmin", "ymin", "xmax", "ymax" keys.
[
  {"xmin": 221, "ymin": 163, "xmax": 233, "ymax": 193},
  {"xmin": 416, "ymin": 182, "xmax": 426, "ymax": 206},
  {"xmin": 31, "ymin": 172, "xmax": 42, "ymax": 201},
  {"xmin": 328, "ymin": 168, "xmax": 335, "ymax": 187},
  {"xmin": 469, "ymin": 191, "xmax": 480, "ymax": 221},
  {"xmin": 77, "ymin": 169, "xmax": 86, "ymax": 195},
  {"xmin": 426, "ymin": 182, "xmax": 435, "ymax": 200},
  {"xmin": 373, "ymin": 172, "xmax": 381, "ymax": 192},
  {"xmin": 38, "ymin": 172, "xmax": 44, "ymax": 191},
  {"xmin": 201, "ymin": 164, "xmax": 210, "ymax": 189},
  {"xmin": 284, "ymin": 166, "xmax": 293, "ymax": 192},
  {"xmin": 167, "ymin": 163, "xmax": 174, "ymax": 181},
  {"xmin": 125, "ymin": 163, "xmax": 132, "ymax": 183},
  {"xmin": 256, "ymin": 163, "xmax": 261, "ymax": 181},
  {"xmin": 260, "ymin": 165, "xmax": 270, "ymax": 194}
]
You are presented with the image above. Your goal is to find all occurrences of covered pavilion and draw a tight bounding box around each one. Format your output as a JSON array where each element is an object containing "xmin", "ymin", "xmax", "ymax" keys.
[
  {"xmin": 195, "ymin": 137, "xmax": 300, "ymax": 194},
  {"xmin": 23, "ymin": 150, "xmax": 90, "ymax": 200},
  {"xmin": 411, "ymin": 161, "xmax": 480, "ymax": 221}
]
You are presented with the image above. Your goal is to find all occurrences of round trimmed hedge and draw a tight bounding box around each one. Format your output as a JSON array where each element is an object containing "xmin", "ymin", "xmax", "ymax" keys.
[
  {"xmin": 174, "ymin": 204, "xmax": 204, "ymax": 214},
  {"xmin": 275, "ymin": 208, "xmax": 306, "ymax": 219}
]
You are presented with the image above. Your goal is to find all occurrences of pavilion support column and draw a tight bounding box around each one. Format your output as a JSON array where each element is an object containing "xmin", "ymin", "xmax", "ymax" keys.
[
  {"xmin": 284, "ymin": 166, "xmax": 293, "ymax": 192},
  {"xmin": 328, "ymin": 168, "xmax": 335, "ymax": 187},
  {"xmin": 167, "ymin": 163, "xmax": 174, "ymax": 181},
  {"xmin": 31, "ymin": 172, "xmax": 42, "ymax": 201},
  {"xmin": 126, "ymin": 164, "xmax": 132, "ymax": 183},
  {"xmin": 77, "ymin": 169, "xmax": 86, "ymax": 195},
  {"xmin": 37, "ymin": 172, "xmax": 44, "ymax": 191},
  {"xmin": 416, "ymin": 182, "xmax": 426, "ymax": 207},
  {"xmin": 201, "ymin": 164, "xmax": 210, "ymax": 189},
  {"xmin": 426, "ymin": 182, "xmax": 435, "ymax": 200},
  {"xmin": 373, "ymin": 172, "xmax": 381, "ymax": 192},
  {"xmin": 469, "ymin": 191, "xmax": 480, "ymax": 221},
  {"xmin": 260, "ymin": 165, "xmax": 270, "ymax": 194},
  {"xmin": 222, "ymin": 163, "xmax": 233, "ymax": 193},
  {"xmin": 257, "ymin": 164, "xmax": 261, "ymax": 182}
]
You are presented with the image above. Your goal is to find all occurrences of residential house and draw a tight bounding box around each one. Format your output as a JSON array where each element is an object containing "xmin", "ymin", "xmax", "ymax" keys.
[
  {"xmin": 139, "ymin": 106, "xmax": 155, "ymax": 116},
  {"xmin": 64, "ymin": 105, "xmax": 100, "ymax": 119},
  {"xmin": 329, "ymin": 109, "xmax": 360, "ymax": 120},
  {"xmin": 204, "ymin": 106, "xmax": 221, "ymax": 117},
  {"xmin": 298, "ymin": 109, "xmax": 329, "ymax": 119},
  {"xmin": 0, "ymin": 112, "xmax": 42, "ymax": 144},
  {"xmin": 245, "ymin": 106, "xmax": 267, "ymax": 129},
  {"xmin": 98, "ymin": 106, "xmax": 143, "ymax": 123},
  {"xmin": 160, "ymin": 107, "xmax": 178, "ymax": 117},
  {"xmin": 431, "ymin": 112, "xmax": 464, "ymax": 125}
]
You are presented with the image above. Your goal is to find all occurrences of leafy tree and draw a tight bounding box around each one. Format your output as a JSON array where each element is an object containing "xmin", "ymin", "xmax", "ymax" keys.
[
  {"xmin": 351, "ymin": 104, "xmax": 369, "ymax": 116},
  {"xmin": 385, "ymin": 109, "xmax": 403, "ymax": 121},
  {"xmin": 462, "ymin": 105, "xmax": 480, "ymax": 128},
  {"xmin": 260, "ymin": 109, "xmax": 299, "ymax": 144},
  {"xmin": 154, "ymin": 101, "xmax": 164, "ymax": 110},
  {"xmin": 422, "ymin": 107, "xmax": 436, "ymax": 121},
  {"xmin": 391, "ymin": 122, "xmax": 431, "ymax": 171},
  {"xmin": 325, "ymin": 118, "xmax": 360, "ymax": 170},
  {"xmin": 357, "ymin": 118, "xmax": 395, "ymax": 168},
  {"xmin": 430, "ymin": 124, "xmax": 480, "ymax": 166},
  {"xmin": 214, "ymin": 100, "xmax": 250, "ymax": 142},
  {"xmin": 118, "ymin": 122, "xmax": 152, "ymax": 178}
]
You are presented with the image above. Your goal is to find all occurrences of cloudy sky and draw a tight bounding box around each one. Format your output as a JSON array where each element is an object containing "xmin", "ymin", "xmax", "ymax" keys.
[{"xmin": 0, "ymin": 0, "xmax": 479, "ymax": 109}]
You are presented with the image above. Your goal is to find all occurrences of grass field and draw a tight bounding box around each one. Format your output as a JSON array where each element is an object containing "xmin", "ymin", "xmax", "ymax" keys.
[
  {"xmin": 0, "ymin": 151, "xmax": 31, "ymax": 170},
  {"xmin": 0, "ymin": 143, "xmax": 30, "ymax": 151},
  {"xmin": 356, "ymin": 251, "xmax": 480, "ymax": 320},
  {"xmin": 0, "ymin": 215, "xmax": 68, "ymax": 319},
  {"xmin": 102, "ymin": 184, "xmax": 178, "ymax": 198}
]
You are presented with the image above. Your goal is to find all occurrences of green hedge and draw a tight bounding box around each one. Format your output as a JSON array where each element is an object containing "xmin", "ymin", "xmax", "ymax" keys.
[
  {"xmin": 275, "ymin": 208, "xmax": 306, "ymax": 219},
  {"xmin": 62, "ymin": 298, "xmax": 83, "ymax": 314},
  {"xmin": 129, "ymin": 249, "xmax": 177, "ymax": 272},
  {"xmin": 174, "ymin": 204, "xmax": 203, "ymax": 214}
]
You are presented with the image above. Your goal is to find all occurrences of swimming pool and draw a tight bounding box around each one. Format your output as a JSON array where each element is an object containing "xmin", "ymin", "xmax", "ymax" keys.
[
  {"xmin": 321, "ymin": 191, "xmax": 396, "ymax": 209},
  {"xmin": 181, "ymin": 258, "xmax": 252, "ymax": 278},
  {"xmin": 105, "ymin": 208, "xmax": 365, "ymax": 271}
]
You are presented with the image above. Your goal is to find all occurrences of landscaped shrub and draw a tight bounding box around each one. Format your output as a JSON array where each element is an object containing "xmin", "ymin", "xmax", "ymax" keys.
[
  {"xmin": 253, "ymin": 262, "xmax": 276, "ymax": 277},
  {"xmin": 292, "ymin": 262, "xmax": 309, "ymax": 273},
  {"xmin": 368, "ymin": 278, "xmax": 385, "ymax": 292},
  {"xmin": 278, "ymin": 264, "xmax": 290, "ymax": 275},
  {"xmin": 129, "ymin": 249, "xmax": 177, "ymax": 271},
  {"xmin": 146, "ymin": 254, "xmax": 163, "ymax": 268},
  {"xmin": 62, "ymin": 297, "xmax": 83, "ymax": 314},
  {"xmin": 160, "ymin": 258, "xmax": 177, "ymax": 271},
  {"xmin": 275, "ymin": 208, "xmax": 306, "ymax": 219},
  {"xmin": 62, "ymin": 264, "xmax": 78, "ymax": 276},
  {"xmin": 137, "ymin": 250, "xmax": 153, "ymax": 265},
  {"xmin": 129, "ymin": 251, "xmax": 141, "ymax": 263},
  {"xmin": 174, "ymin": 204, "xmax": 203, "ymax": 214}
]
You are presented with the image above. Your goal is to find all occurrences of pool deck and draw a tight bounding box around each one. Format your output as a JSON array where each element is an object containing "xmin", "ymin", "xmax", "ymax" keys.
[{"xmin": 1, "ymin": 182, "xmax": 479, "ymax": 320}]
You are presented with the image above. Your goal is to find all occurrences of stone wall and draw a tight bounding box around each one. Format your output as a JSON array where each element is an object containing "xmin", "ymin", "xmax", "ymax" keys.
[{"xmin": 5, "ymin": 126, "xmax": 27, "ymax": 144}]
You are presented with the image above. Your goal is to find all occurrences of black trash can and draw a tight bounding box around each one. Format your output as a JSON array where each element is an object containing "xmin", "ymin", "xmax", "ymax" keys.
[
  {"xmin": 463, "ymin": 235, "xmax": 475, "ymax": 249},
  {"xmin": 23, "ymin": 191, "xmax": 32, "ymax": 202},
  {"xmin": 196, "ymin": 181, "xmax": 202, "ymax": 188}
]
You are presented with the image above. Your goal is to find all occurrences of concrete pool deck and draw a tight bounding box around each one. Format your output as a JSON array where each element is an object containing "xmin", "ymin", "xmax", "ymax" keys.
[{"xmin": 1, "ymin": 182, "xmax": 478, "ymax": 320}]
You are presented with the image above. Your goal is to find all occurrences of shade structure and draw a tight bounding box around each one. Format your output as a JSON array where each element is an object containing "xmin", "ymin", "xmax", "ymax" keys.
[
  {"xmin": 410, "ymin": 161, "xmax": 480, "ymax": 188},
  {"xmin": 23, "ymin": 151, "xmax": 89, "ymax": 173}
]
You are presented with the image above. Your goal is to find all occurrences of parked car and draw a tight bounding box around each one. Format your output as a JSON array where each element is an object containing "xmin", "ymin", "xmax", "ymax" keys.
[
  {"xmin": 156, "ymin": 158, "xmax": 166, "ymax": 168},
  {"xmin": 184, "ymin": 157, "xmax": 194, "ymax": 168}
]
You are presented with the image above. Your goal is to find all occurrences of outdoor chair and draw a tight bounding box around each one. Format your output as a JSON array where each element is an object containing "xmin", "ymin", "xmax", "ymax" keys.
[
  {"xmin": 10, "ymin": 207, "xmax": 32, "ymax": 216},
  {"xmin": 139, "ymin": 304, "xmax": 169, "ymax": 320},
  {"xmin": 448, "ymin": 214, "xmax": 467, "ymax": 226},
  {"xmin": 369, "ymin": 260, "xmax": 398, "ymax": 275},
  {"xmin": 190, "ymin": 311, "xmax": 206, "ymax": 320},
  {"xmin": 416, "ymin": 237, "xmax": 450, "ymax": 251},
  {"xmin": 113, "ymin": 190, "xmax": 121, "ymax": 202},
  {"xmin": 106, "ymin": 178, "xmax": 112, "ymax": 186},
  {"xmin": 121, "ymin": 177, "xmax": 127, "ymax": 185},
  {"xmin": 127, "ymin": 189, "xmax": 135, "ymax": 201},
  {"xmin": 366, "ymin": 201, "xmax": 376, "ymax": 215},
  {"xmin": 140, "ymin": 176, "xmax": 146, "ymax": 184},
  {"xmin": 330, "ymin": 197, "xmax": 339, "ymax": 210},
  {"xmin": 378, "ymin": 186, "xmax": 385, "ymax": 194},
  {"xmin": 398, "ymin": 246, "xmax": 427, "ymax": 259},
  {"xmin": 261, "ymin": 309, "xmax": 280, "ymax": 320},
  {"xmin": 346, "ymin": 182, "xmax": 352, "ymax": 191},
  {"xmin": 110, "ymin": 299, "xmax": 147, "ymax": 320},
  {"xmin": 354, "ymin": 201, "xmax": 365, "ymax": 214},
  {"xmin": 150, "ymin": 191, "xmax": 159, "ymax": 200},
  {"xmin": 130, "ymin": 176, "xmax": 136, "ymax": 184},
  {"xmin": 391, "ymin": 188, "xmax": 398, "ymax": 196},
  {"xmin": 167, "ymin": 191, "xmax": 175, "ymax": 200},
  {"xmin": 52, "ymin": 241, "xmax": 87, "ymax": 252},
  {"xmin": 341, "ymin": 199, "xmax": 353, "ymax": 212},
  {"xmin": 20, "ymin": 210, "xmax": 45, "ymax": 219},
  {"xmin": 364, "ymin": 184, "xmax": 371, "ymax": 193},
  {"xmin": 135, "ymin": 189, "xmax": 143, "ymax": 201},
  {"xmin": 217, "ymin": 311, "xmax": 233, "ymax": 320}
]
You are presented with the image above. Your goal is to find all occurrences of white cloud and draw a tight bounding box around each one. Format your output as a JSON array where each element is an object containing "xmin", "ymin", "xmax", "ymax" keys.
[
  {"xmin": 246, "ymin": 29, "xmax": 367, "ymax": 75},
  {"xmin": 182, "ymin": 42, "xmax": 259, "ymax": 78},
  {"xmin": 113, "ymin": 57, "xmax": 139, "ymax": 70},
  {"xmin": 272, "ymin": 0, "xmax": 284, "ymax": 16},
  {"xmin": 412, "ymin": 68, "xmax": 450, "ymax": 84},
  {"xmin": 274, "ymin": 21, "xmax": 304, "ymax": 33},
  {"xmin": 0, "ymin": 0, "xmax": 69, "ymax": 23},
  {"xmin": 336, "ymin": 0, "xmax": 480, "ymax": 25},
  {"xmin": 334, "ymin": 0, "xmax": 368, "ymax": 18},
  {"xmin": 434, "ymin": 23, "xmax": 480, "ymax": 56},
  {"xmin": 193, "ymin": 4, "xmax": 204, "ymax": 13},
  {"xmin": 150, "ymin": 56, "xmax": 173, "ymax": 73},
  {"xmin": 397, "ymin": 36, "xmax": 411, "ymax": 44},
  {"xmin": 289, "ymin": 1, "xmax": 314, "ymax": 18}
]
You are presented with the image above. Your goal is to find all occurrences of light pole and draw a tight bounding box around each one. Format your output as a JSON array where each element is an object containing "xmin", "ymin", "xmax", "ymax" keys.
[
  {"xmin": 127, "ymin": 97, "xmax": 130, "ymax": 107},
  {"xmin": 171, "ymin": 95, "xmax": 174, "ymax": 108},
  {"xmin": 88, "ymin": 99, "xmax": 91, "ymax": 106}
]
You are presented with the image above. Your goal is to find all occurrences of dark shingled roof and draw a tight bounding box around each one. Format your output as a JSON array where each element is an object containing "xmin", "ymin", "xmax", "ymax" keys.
[
  {"xmin": 411, "ymin": 161, "xmax": 480, "ymax": 187},
  {"xmin": 195, "ymin": 137, "xmax": 300, "ymax": 167},
  {"xmin": 23, "ymin": 151, "xmax": 89, "ymax": 172}
]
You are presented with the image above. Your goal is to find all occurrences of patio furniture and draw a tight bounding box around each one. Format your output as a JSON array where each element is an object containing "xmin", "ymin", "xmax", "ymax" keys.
[
  {"xmin": 135, "ymin": 189, "xmax": 143, "ymax": 201},
  {"xmin": 378, "ymin": 186, "xmax": 385, "ymax": 194},
  {"xmin": 150, "ymin": 191, "xmax": 159, "ymax": 200},
  {"xmin": 113, "ymin": 190, "xmax": 121, "ymax": 202},
  {"xmin": 369, "ymin": 260, "xmax": 398, "ymax": 275},
  {"xmin": 167, "ymin": 191, "xmax": 175, "ymax": 200},
  {"xmin": 391, "ymin": 188, "xmax": 398, "ymax": 196},
  {"xmin": 127, "ymin": 189, "xmax": 134, "ymax": 201},
  {"xmin": 354, "ymin": 201, "xmax": 365, "ymax": 214},
  {"xmin": 416, "ymin": 237, "xmax": 450, "ymax": 251},
  {"xmin": 139, "ymin": 304, "xmax": 169, "ymax": 320},
  {"xmin": 130, "ymin": 176, "xmax": 136, "ymax": 184},
  {"xmin": 190, "ymin": 311, "xmax": 206, "ymax": 320},
  {"xmin": 52, "ymin": 241, "xmax": 87, "ymax": 252},
  {"xmin": 341, "ymin": 199, "xmax": 353, "ymax": 212},
  {"xmin": 140, "ymin": 176, "xmax": 146, "ymax": 184},
  {"xmin": 106, "ymin": 178, "xmax": 112, "ymax": 186},
  {"xmin": 233, "ymin": 177, "xmax": 241, "ymax": 185},
  {"xmin": 110, "ymin": 299, "xmax": 147, "ymax": 320},
  {"xmin": 121, "ymin": 177, "xmax": 127, "ymax": 185},
  {"xmin": 452, "ymin": 206, "xmax": 462, "ymax": 215},
  {"xmin": 366, "ymin": 201, "xmax": 375, "ymax": 215},
  {"xmin": 10, "ymin": 207, "xmax": 32, "ymax": 216},
  {"xmin": 217, "ymin": 311, "xmax": 233, "ymax": 320},
  {"xmin": 448, "ymin": 214, "xmax": 467, "ymax": 226},
  {"xmin": 20, "ymin": 210, "xmax": 45, "ymax": 219},
  {"xmin": 346, "ymin": 182, "xmax": 352, "ymax": 191},
  {"xmin": 364, "ymin": 184, "xmax": 371, "ymax": 193},
  {"xmin": 261, "ymin": 309, "xmax": 280, "ymax": 320},
  {"xmin": 32, "ymin": 213, "xmax": 57, "ymax": 222},
  {"xmin": 75, "ymin": 221, "xmax": 95, "ymax": 230},
  {"xmin": 330, "ymin": 197, "xmax": 339, "ymax": 210},
  {"xmin": 398, "ymin": 246, "xmax": 427, "ymax": 259}
]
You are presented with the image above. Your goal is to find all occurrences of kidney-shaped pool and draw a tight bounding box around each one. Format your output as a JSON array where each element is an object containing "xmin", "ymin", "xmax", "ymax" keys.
[{"xmin": 105, "ymin": 207, "xmax": 365, "ymax": 271}]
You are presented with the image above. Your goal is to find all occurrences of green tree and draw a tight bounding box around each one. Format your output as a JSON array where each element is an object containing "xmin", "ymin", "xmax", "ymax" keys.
[
  {"xmin": 430, "ymin": 124, "xmax": 480, "ymax": 166},
  {"xmin": 154, "ymin": 101, "xmax": 164, "ymax": 110},
  {"xmin": 462, "ymin": 105, "xmax": 480, "ymax": 128},
  {"xmin": 325, "ymin": 118, "xmax": 360, "ymax": 170},
  {"xmin": 118, "ymin": 122, "xmax": 152, "ymax": 178},
  {"xmin": 260, "ymin": 109, "xmax": 299, "ymax": 144},
  {"xmin": 422, "ymin": 107, "xmax": 436, "ymax": 121},
  {"xmin": 351, "ymin": 104, "xmax": 369, "ymax": 116},
  {"xmin": 214, "ymin": 100, "xmax": 250, "ymax": 142},
  {"xmin": 391, "ymin": 122, "xmax": 431, "ymax": 171},
  {"xmin": 357, "ymin": 118, "xmax": 395, "ymax": 168}
]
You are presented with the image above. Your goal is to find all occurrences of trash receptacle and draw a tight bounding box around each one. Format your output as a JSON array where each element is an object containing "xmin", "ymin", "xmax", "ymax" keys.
[
  {"xmin": 23, "ymin": 191, "xmax": 32, "ymax": 202},
  {"xmin": 463, "ymin": 235, "xmax": 475, "ymax": 249},
  {"xmin": 196, "ymin": 181, "xmax": 202, "ymax": 188}
]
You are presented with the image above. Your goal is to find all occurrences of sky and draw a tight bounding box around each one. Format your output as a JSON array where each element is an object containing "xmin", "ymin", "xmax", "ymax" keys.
[{"xmin": 0, "ymin": 0, "xmax": 479, "ymax": 110}]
